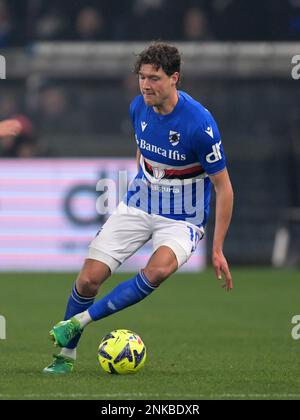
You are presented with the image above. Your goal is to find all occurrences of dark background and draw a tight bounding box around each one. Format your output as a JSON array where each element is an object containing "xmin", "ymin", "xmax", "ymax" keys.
[{"xmin": 1, "ymin": 0, "xmax": 299, "ymax": 265}]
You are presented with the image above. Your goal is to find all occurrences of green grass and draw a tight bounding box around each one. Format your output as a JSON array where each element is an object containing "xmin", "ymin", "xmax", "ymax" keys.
[{"xmin": 0, "ymin": 268, "xmax": 300, "ymax": 400}]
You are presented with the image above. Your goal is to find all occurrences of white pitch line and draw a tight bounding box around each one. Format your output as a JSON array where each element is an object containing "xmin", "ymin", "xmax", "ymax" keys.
[{"xmin": 1, "ymin": 393, "xmax": 300, "ymax": 399}]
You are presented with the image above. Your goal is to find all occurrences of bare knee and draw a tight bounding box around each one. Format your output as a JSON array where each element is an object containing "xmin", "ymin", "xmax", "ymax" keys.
[
  {"xmin": 142, "ymin": 266, "xmax": 172, "ymax": 287},
  {"xmin": 76, "ymin": 259, "xmax": 111, "ymax": 297},
  {"xmin": 143, "ymin": 246, "xmax": 179, "ymax": 287},
  {"xmin": 76, "ymin": 275, "xmax": 101, "ymax": 297}
]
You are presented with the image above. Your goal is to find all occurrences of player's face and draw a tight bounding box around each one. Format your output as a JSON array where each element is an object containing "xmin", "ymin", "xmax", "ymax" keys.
[{"xmin": 138, "ymin": 64, "xmax": 179, "ymax": 107}]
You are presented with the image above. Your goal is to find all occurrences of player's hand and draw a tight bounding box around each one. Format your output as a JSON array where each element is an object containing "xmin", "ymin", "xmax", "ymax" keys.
[
  {"xmin": 212, "ymin": 249, "xmax": 233, "ymax": 292},
  {"xmin": 0, "ymin": 119, "xmax": 22, "ymax": 138}
]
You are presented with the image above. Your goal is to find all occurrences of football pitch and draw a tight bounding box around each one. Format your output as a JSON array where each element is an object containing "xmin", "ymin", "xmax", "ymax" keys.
[{"xmin": 0, "ymin": 268, "xmax": 299, "ymax": 400}]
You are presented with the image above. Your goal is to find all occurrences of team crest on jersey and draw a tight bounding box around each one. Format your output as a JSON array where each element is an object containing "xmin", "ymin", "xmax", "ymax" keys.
[
  {"xmin": 153, "ymin": 167, "xmax": 165, "ymax": 180},
  {"xmin": 169, "ymin": 131, "xmax": 181, "ymax": 146}
]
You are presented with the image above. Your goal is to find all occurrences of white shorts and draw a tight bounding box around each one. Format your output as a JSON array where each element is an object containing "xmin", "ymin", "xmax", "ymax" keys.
[{"xmin": 88, "ymin": 202, "xmax": 204, "ymax": 274}]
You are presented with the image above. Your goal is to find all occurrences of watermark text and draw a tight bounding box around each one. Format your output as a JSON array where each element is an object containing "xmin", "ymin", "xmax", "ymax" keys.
[
  {"xmin": 291, "ymin": 55, "xmax": 300, "ymax": 80},
  {"xmin": 95, "ymin": 171, "xmax": 204, "ymax": 225},
  {"xmin": 0, "ymin": 315, "xmax": 6, "ymax": 340},
  {"xmin": 0, "ymin": 55, "xmax": 6, "ymax": 79},
  {"xmin": 291, "ymin": 315, "xmax": 300, "ymax": 340}
]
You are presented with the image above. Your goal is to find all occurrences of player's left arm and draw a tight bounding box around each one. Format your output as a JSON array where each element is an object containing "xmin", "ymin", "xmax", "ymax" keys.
[
  {"xmin": 136, "ymin": 147, "xmax": 141, "ymax": 173},
  {"xmin": 209, "ymin": 168, "xmax": 234, "ymax": 291}
]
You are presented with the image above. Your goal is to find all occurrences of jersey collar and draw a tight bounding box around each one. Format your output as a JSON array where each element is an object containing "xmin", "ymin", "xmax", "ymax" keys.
[{"xmin": 150, "ymin": 91, "xmax": 185, "ymax": 121}]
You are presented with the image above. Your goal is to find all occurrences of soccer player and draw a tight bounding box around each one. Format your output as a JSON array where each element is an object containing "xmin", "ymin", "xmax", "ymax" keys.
[{"xmin": 43, "ymin": 43, "xmax": 234, "ymax": 374}]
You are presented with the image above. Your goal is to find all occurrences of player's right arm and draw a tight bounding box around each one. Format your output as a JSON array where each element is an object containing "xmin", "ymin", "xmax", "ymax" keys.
[
  {"xmin": 129, "ymin": 96, "xmax": 143, "ymax": 173},
  {"xmin": 136, "ymin": 148, "xmax": 141, "ymax": 172},
  {"xmin": 0, "ymin": 119, "xmax": 22, "ymax": 138}
]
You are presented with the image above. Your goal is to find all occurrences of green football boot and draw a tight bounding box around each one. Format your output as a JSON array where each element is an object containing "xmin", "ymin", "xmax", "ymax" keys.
[
  {"xmin": 49, "ymin": 317, "xmax": 82, "ymax": 348},
  {"xmin": 43, "ymin": 354, "xmax": 74, "ymax": 374}
]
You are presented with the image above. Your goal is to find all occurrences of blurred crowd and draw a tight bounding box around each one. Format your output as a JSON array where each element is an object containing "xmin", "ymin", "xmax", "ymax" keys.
[
  {"xmin": 1, "ymin": 0, "xmax": 300, "ymax": 47},
  {"xmin": 0, "ymin": 115, "xmax": 37, "ymax": 157},
  {"xmin": 1, "ymin": 0, "xmax": 300, "ymax": 158},
  {"xmin": 0, "ymin": 74, "xmax": 141, "ymax": 157}
]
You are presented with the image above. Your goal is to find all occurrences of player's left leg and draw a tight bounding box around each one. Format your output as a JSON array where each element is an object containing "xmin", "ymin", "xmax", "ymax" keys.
[
  {"xmin": 84, "ymin": 245, "xmax": 179, "ymax": 322},
  {"xmin": 141, "ymin": 217, "xmax": 204, "ymax": 287},
  {"xmin": 142, "ymin": 245, "xmax": 179, "ymax": 286}
]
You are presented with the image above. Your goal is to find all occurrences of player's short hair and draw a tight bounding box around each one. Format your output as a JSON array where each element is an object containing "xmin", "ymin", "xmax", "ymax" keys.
[{"xmin": 134, "ymin": 42, "xmax": 181, "ymax": 79}]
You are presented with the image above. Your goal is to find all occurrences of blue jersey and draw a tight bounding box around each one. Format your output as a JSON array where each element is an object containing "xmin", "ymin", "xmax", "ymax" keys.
[{"xmin": 124, "ymin": 91, "xmax": 226, "ymax": 227}]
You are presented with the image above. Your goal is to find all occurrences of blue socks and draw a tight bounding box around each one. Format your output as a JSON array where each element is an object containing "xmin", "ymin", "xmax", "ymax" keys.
[
  {"xmin": 88, "ymin": 271, "xmax": 157, "ymax": 322},
  {"xmin": 62, "ymin": 272, "xmax": 157, "ymax": 348},
  {"xmin": 63, "ymin": 284, "xmax": 95, "ymax": 349}
]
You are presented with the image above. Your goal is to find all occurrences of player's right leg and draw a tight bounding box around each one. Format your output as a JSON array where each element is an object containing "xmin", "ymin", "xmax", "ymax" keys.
[
  {"xmin": 43, "ymin": 259, "xmax": 110, "ymax": 374},
  {"xmin": 49, "ymin": 259, "xmax": 111, "ymax": 348}
]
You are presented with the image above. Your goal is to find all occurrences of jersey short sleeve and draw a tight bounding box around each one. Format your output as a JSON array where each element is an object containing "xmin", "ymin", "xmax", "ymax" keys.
[{"xmin": 192, "ymin": 113, "xmax": 226, "ymax": 176}]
